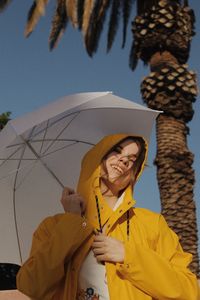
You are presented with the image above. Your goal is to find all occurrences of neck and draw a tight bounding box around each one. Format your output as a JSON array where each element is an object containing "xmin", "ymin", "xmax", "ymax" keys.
[
  {"xmin": 100, "ymin": 178, "xmax": 119, "ymax": 197},
  {"xmin": 100, "ymin": 178, "xmax": 123, "ymax": 209}
]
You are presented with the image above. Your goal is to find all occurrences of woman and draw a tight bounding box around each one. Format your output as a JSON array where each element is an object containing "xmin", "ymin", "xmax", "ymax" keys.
[{"xmin": 17, "ymin": 133, "xmax": 198, "ymax": 300}]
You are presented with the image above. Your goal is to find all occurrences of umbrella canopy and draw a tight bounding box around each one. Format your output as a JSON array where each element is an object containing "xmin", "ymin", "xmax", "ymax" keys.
[{"xmin": 0, "ymin": 91, "xmax": 160, "ymax": 265}]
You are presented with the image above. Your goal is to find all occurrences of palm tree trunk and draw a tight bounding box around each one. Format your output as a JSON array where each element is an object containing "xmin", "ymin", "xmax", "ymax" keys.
[
  {"xmin": 142, "ymin": 50, "xmax": 200, "ymax": 276},
  {"xmin": 155, "ymin": 114, "xmax": 199, "ymax": 274},
  {"xmin": 129, "ymin": 0, "xmax": 200, "ymax": 276}
]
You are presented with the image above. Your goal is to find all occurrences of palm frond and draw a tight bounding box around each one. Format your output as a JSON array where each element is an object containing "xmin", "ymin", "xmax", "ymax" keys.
[
  {"xmin": 85, "ymin": 0, "xmax": 111, "ymax": 56},
  {"xmin": 0, "ymin": 111, "xmax": 11, "ymax": 130},
  {"xmin": 107, "ymin": 0, "xmax": 121, "ymax": 52},
  {"xmin": 129, "ymin": 40, "xmax": 138, "ymax": 71},
  {"xmin": 82, "ymin": 0, "xmax": 95, "ymax": 36},
  {"xmin": 0, "ymin": 0, "xmax": 11, "ymax": 12},
  {"xmin": 66, "ymin": 0, "xmax": 78, "ymax": 27},
  {"xmin": 77, "ymin": 0, "xmax": 85, "ymax": 29},
  {"xmin": 49, "ymin": 0, "xmax": 68, "ymax": 50},
  {"xmin": 189, "ymin": 6, "xmax": 195, "ymax": 24},
  {"xmin": 25, "ymin": 0, "xmax": 49, "ymax": 37},
  {"xmin": 121, "ymin": 0, "xmax": 134, "ymax": 48}
]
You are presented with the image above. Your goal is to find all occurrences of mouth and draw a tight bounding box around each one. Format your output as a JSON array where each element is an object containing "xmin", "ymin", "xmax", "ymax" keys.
[{"xmin": 111, "ymin": 164, "xmax": 123, "ymax": 174}]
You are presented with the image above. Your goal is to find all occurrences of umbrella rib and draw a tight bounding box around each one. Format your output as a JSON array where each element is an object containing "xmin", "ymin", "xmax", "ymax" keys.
[
  {"xmin": 0, "ymin": 158, "xmax": 37, "ymax": 161},
  {"xmin": 20, "ymin": 135, "xmax": 65, "ymax": 188},
  {"xmin": 25, "ymin": 138, "xmax": 94, "ymax": 144},
  {"xmin": 41, "ymin": 112, "xmax": 81, "ymax": 156},
  {"xmin": 40, "ymin": 140, "xmax": 94, "ymax": 158},
  {"xmin": 30, "ymin": 138, "xmax": 93, "ymax": 142},
  {"xmin": 0, "ymin": 160, "xmax": 37, "ymax": 182},
  {"xmin": 0, "ymin": 140, "xmax": 94, "ymax": 182},
  {"xmin": 41, "ymin": 141, "xmax": 78, "ymax": 157},
  {"xmin": 29, "ymin": 111, "xmax": 80, "ymax": 141},
  {"xmin": 14, "ymin": 140, "xmax": 94, "ymax": 190},
  {"xmin": 0, "ymin": 145, "xmax": 25, "ymax": 168},
  {"xmin": 6, "ymin": 138, "xmax": 87, "ymax": 148},
  {"xmin": 39, "ymin": 119, "xmax": 49, "ymax": 154},
  {"xmin": 12, "ymin": 126, "xmax": 37, "ymax": 264},
  {"xmin": 13, "ymin": 143, "xmax": 28, "ymax": 264},
  {"xmin": 1, "ymin": 140, "xmax": 93, "ymax": 161},
  {"xmin": 6, "ymin": 113, "xmax": 78, "ymax": 146},
  {"xmin": 15, "ymin": 160, "xmax": 39, "ymax": 191},
  {"xmin": 6, "ymin": 143, "xmax": 27, "ymax": 148}
]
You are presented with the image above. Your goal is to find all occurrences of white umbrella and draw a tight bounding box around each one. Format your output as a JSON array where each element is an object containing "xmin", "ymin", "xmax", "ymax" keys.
[{"xmin": 0, "ymin": 91, "xmax": 160, "ymax": 265}]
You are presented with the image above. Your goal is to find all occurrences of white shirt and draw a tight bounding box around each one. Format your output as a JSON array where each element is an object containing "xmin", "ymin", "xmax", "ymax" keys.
[{"xmin": 77, "ymin": 193, "xmax": 124, "ymax": 300}]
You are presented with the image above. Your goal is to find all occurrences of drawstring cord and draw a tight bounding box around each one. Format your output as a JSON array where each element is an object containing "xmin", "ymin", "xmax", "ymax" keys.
[
  {"xmin": 95, "ymin": 195, "xmax": 130, "ymax": 240},
  {"xmin": 95, "ymin": 195, "xmax": 103, "ymax": 233},
  {"xmin": 127, "ymin": 210, "xmax": 130, "ymax": 240}
]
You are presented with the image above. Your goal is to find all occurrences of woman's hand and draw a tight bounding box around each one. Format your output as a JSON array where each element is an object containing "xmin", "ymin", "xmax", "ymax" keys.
[
  {"xmin": 92, "ymin": 234, "xmax": 125, "ymax": 263},
  {"xmin": 60, "ymin": 187, "xmax": 86, "ymax": 215}
]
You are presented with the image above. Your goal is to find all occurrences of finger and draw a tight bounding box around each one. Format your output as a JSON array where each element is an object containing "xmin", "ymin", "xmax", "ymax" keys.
[
  {"xmin": 95, "ymin": 254, "xmax": 107, "ymax": 263},
  {"xmin": 62, "ymin": 187, "xmax": 75, "ymax": 196},
  {"xmin": 92, "ymin": 241, "xmax": 105, "ymax": 248},
  {"xmin": 96, "ymin": 233, "xmax": 105, "ymax": 237},
  {"xmin": 93, "ymin": 229, "xmax": 99, "ymax": 235},
  {"xmin": 71, "ymin": 194, "xmax": 86, "ymax": 214},
  {"xmin": 93, "ymin": 248, "xmax": 105, "ymax": 255},
  {"xmin": 70, "ymin": 195, "xmax": 84, "ymax": 214},
  {"xmin": 68, "ymin": 187, "xmax": 75, "ymax": 195},
  {"xmin": 93, "ymin": 234, "xmax": 106, "ymax": 242}
]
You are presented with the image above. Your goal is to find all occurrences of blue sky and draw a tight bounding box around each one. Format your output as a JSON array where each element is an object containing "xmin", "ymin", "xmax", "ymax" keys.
[{"xmin": 0, "ymin": 2, "xmax": 199, "ymax": 249}]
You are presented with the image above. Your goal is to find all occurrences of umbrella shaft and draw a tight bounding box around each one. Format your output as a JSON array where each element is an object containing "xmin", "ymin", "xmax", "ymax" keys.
[{"xmin": 21, "ymin": 136, "xmax": 64, "ymax": 189}]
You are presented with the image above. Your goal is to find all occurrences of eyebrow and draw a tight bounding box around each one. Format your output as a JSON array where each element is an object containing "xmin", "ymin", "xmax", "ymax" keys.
[
  {"xmin": 116, "ymin": 145, "xmax": 138, "ymax": 159},
  {"xmin": 115, "ymin": 145, "xmax": 122, "ymax": 150}
]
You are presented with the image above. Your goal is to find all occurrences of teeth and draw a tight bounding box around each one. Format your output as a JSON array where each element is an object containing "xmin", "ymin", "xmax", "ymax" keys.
[{"xmin": 112, "ymin": 165, "xmax": 123, "ymax": 174}]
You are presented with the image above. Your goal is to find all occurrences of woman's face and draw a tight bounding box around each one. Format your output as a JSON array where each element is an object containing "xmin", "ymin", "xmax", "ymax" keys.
[{"xmin": 102, "ymin": 139, "xmax": 140, "ymax": 191}]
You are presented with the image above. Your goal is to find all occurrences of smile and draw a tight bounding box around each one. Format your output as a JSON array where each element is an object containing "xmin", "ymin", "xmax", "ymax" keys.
[{"xmin": 111, "ymin": 165, "xmax": 123, "ymax": 174}]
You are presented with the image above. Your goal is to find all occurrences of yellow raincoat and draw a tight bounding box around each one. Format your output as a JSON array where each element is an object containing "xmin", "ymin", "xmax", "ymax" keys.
[{"xmin": 17, "ymin": 134, "xmax": 198, "ymax": 300}]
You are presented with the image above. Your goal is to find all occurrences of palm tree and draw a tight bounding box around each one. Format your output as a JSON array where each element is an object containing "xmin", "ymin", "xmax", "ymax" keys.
[
  {"xmin": 0, "ymin": 0, "xmax": 199, "ymax": 276},
  {"xmin": 129, "ymin": 0, "xmax": 199, "ymax": 276},
  {"xmin": 0, "ymin": 112, "xmax": 11, "ymax": 130}
]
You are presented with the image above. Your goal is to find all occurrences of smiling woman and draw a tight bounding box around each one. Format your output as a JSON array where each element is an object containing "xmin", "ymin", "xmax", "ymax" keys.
[{"xmin": 16, "ymin": 134, "xmax": 199, "ymax": 300}]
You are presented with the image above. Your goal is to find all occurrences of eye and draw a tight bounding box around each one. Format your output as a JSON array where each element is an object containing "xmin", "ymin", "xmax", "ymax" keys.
[
  {"xmin": 127, "ymin": 160, "xmax": 134, "ymax": 167},
  {"xmin": 112, "ymin": 147, "xmax": 121, "ymax": 154},
  {"xmin": 128, "ymin": 156, "xmax": 137, "ymax": 165}
]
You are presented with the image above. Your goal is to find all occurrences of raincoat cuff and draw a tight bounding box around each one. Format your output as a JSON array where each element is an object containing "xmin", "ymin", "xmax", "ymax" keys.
[{"xmin": 116, "ymin": 240, "xmax": 136, "ymax": 273}]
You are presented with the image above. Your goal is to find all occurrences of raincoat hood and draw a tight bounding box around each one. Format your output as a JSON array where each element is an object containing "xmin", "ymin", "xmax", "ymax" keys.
[{"xmin": 77, "ymin": 133, "xmax": 148, "ymax": 229}]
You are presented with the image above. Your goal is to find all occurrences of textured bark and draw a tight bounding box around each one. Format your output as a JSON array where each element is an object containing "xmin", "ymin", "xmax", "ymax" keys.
[
  {"xmin": 130, "ymin": 0, "xmax": 195, "ymax": 70},
  {"xmin": 133, "ymin": 1, "xmax": 200, "ymax": 276},
  {"xmin": 154, "ymin": 115, "xmax": 199, "ymax": 276},
  {"xmin": 141, "ymin": 51, "xmax": 197, "ymax": 122}
]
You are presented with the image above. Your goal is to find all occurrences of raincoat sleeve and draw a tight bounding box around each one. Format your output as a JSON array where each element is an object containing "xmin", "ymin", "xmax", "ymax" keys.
[
  {"xmin": 116, "ymin": 214, "xmax": 198, "ymax": 300},
  {"xmin": 17, "ymin": 213, "xmax": 93, "ymax": 300}
]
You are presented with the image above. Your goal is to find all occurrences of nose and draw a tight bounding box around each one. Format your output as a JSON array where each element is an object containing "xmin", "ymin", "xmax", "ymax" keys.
[{"xmin": 119, "ymin": 155, "xmax": 129, "ymax": 167}]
